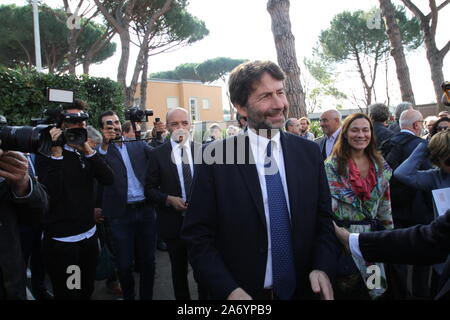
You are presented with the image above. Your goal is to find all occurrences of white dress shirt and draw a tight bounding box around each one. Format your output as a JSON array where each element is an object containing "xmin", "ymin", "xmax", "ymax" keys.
[
  {"xmin": 170, "ymin": 139, "xmax": 194, "ymax": 202},
  {"xmin": 247, "ymin": 129, "xmax": 291, "ymax": 289},
  {"xmin": 325, "ymin": 127, "xmax": 341, "ymax": 158}
]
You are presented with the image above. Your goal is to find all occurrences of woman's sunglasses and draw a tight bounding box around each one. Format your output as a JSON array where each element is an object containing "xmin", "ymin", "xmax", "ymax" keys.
[{"xmin": 437, "ymin": 126, "xmax": 449, "ymax": 132}]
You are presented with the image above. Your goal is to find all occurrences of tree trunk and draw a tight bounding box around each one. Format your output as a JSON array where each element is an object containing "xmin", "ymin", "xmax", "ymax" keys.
[
  {"xmin": 422, "ymin": 22, "xmax": 445, "ymax": 110},
  {"xmin": 267, "ymin": 0, "xmax": 307, "ymax": 118},
  {"xmin": 401, "ymin": 0, "xmax": 450, "ymax": 111},
  {"xmin": 67, "ymin": 29, "xmax": 78, "ymax": 74},
  {"xmin": 139, "ymin": 50, "xmax": 149, "ymax": 132},
  {"xmin": 118, "ymin": 31, "xmax": 131, "ymax": 101},
  {"xmin": 379, "ymin": 0, "xmax": 416, "ymax": 105}
]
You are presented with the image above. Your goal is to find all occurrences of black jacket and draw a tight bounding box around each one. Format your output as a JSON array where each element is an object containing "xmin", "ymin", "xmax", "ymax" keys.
[
  {"xmin": 360, "ymin": 209, "xmax": 450, "ymax": 299},
  {"xmin": 372, "ymin": 121, "xmax": 394, "ymax": 149},
  {"xmin": 0, "ymin": 177, "xmax": 48, "ymax": 300},
  {"xmin": 35, "ymin": 149, "xmax": 114, "ymax": 238},
  {"xmin": 145, "ymin": 141, "xmax": 201, "ymax": 240}
]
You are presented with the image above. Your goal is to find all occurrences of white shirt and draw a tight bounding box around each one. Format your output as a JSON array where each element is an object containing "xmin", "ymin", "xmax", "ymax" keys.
[
  {"xmin": 326, "ymin": 127, "xmax": 341, "ymax": 158},
  {"xmin": 247, "ymin": 128, "xmax": 291, "ymax": 289},
  {"xmin": 170, "ymin": 139, "xmax": 194, "ymax": 202}
]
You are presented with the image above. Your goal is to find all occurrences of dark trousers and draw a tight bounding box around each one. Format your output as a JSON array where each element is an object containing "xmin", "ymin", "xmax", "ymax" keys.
[
  {"xmin": 165, "ymin": 237, "xmax": 191, "ymax": 300},
  {"xmin": 19, "ymin": 224, "xmax": 47, "ymax": 294},
  {"xmin": 43, "ymin": 235, "xmax": 98, "ymax": 300},
  {"xmin": 110, "ymin": 205, "xmax": 156, "ymax": 300}
]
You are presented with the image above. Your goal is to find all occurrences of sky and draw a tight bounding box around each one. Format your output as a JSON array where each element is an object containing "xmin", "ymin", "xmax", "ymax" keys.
[{"xmin": 3, "ymin": 0, "xmax": 450, "ymax": 112}]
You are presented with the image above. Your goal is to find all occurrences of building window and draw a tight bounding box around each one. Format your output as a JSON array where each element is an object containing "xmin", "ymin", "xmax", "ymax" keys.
[
  {"xmin": 167, "ymin": 97, "xmax": 179, "ymax": 109},
  {"xmin": 189, "ymin": 97, "xmax": 199, "ymax": 121},
  {"xmin": 202, "ymin": 99, "xmax": 210, "ymax": 109}
]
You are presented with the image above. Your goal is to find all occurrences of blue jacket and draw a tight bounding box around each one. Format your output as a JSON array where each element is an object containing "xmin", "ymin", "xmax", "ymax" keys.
[
  {"xmin": 394, "ymin": 142, "xmax": 450, "ymax": 213},
  {"xmin": 100, "ymin": 140, "xmax": 153, "ymax": 218}
]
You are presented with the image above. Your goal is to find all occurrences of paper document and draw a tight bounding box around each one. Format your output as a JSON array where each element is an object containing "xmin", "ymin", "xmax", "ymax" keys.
[{"xmin": 432, "ymin": 187, "xmax": 450, "ymax": 217}]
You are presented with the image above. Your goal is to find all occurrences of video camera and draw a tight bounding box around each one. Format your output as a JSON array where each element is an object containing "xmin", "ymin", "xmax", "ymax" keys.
[
  {"xmin": 124, "ymin": 107, "xmax": 154, "ymax": 141},
  {"xmin": 0, "ymin": 89, "xmax": 88, "ymax": 156}
]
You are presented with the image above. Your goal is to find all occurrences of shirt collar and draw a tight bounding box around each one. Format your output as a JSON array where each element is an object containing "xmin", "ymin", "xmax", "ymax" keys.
[
  {"xmin": 328, "ymin": 127, "xmax": 342, "ymax": 141},
  {"xmin": 400, "ymin": 129, "xmax": 416, "ymax": 136},
  {"xmin": 248, "ymin": 128, "xmax": 281, "ymax": 156}
]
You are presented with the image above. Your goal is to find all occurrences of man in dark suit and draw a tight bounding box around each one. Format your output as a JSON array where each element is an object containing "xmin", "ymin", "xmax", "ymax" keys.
[
  {"xmin": 0, "ymin": 148, "xmax": 48, "ymax": 300},
  {"xmin": 181, "ymin": 60, "xmax": 339, "ymax": 300},
  {"xmin": 369, "ymin": 103, "xmax": 394, "ymax": 149},
  {"xmin": 145, "ymin": 107, "xmax": 201, "ymax": 300},
  {"xmin": 334, "ymin": 209, "xmax": 450, "ymax": 300},
  {"xmin": 98, "ymin": 111, "xmax": 156, "ymax": 300},
  {"xmin": 315, "ymin": 109, "xmax": 342, "ymax": 160}
]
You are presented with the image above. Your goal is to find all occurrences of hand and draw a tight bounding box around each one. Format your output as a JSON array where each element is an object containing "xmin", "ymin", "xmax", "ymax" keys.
[
  {"xmin": 49, "ymin": 127, "xmax": 63, "ymax": 157},
  {"xmin": 0, "ymin": 151, "xmax": 30, "ymax": 196},
  {"xmin": 166, "ymin": 195, "xmax": 188, "ymax": 211},
  {"xmin": 152, "ymin": 121, "xmax": 166, "ymax": 137},
  {"xmin": 227, "ymin": 288, "xmax": 253, "ymax": 300},
  {"xmin": 333, "ymin": 221, "xmax": 350, "ymax": 253},
  {"xmin": 94, "ymin": 208, "xmax": 104, "ymax": 223},
  {"xmin": 309, "ymin": 270, "xmax": 334, "ymax": 300},
  {"xmin": 68, "ymin": 142, "xmax": 94, "ymax": 156}
]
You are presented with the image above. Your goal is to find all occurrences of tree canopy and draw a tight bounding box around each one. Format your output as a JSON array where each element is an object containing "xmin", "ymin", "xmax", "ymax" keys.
[
  {"xmin": 150, "ymin": 57, "xmax": 247, "ymax": 82},
  {"xmin": 0, "ymin": 4, "xmax": 116, "ymax": 73}
]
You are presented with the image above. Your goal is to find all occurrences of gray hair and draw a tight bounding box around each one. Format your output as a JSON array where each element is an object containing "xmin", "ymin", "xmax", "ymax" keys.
[
  {"xmin": 395, "ymin": 102, "xmax": 413, "ymax": 120},
  {"xmin": 369, "ymin": 103, "xmax": 390, "ymax": 122},
  {"xmin": 86, "ymin": 125, "xmax": 103, "ymax": 145},
  {"xmin": 284, "ymin": 118, "xmax": 297, "ymax": 130},
  {"xmin": 399, "ymin": 109, "xmax": 422, "ymax": 129}
]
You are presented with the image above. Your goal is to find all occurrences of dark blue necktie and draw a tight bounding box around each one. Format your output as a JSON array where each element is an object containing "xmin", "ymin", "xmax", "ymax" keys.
[
  {"xmin": 264, "ymin": 140, "xmax": 296, "ymax": 300},
  {"xmin": 180, "ymin": 146, "xmax": 192, "ymax": 200}
]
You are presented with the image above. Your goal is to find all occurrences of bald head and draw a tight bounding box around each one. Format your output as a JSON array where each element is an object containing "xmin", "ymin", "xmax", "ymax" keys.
[
  {"xmin": 399, "ymin": 109, "xmax": 424, "ymax": 136},
  {"xmin": 166, "ymin": 107, "xmax": 190, "ymax": 124},
  {"xmin": 319, "ymin": 109, "xmax": 342, "ymax": 136}
]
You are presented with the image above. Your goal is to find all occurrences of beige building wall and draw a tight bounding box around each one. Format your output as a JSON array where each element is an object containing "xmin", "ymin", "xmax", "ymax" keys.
[{"xmin": 134, "ymin": 80, "xmax": 224, "ymax": 122}]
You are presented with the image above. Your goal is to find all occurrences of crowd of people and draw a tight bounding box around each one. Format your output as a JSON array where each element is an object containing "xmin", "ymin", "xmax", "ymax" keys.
[{"xmin": 0, "ymin": 60, "xmax": 449, "ymax": 301}]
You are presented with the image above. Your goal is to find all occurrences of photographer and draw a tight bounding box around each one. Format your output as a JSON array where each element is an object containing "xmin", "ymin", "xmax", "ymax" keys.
[
  {"xmin": 0, "ymin": 146, "xmax": 48, "ymax": 299},
  {"xmin": 35, "ymin": 99, "xmax": 114, "ymax": 300},
  {"xmin": 98, "ymin": 110, "xmax": 156, "ymax": 300}
]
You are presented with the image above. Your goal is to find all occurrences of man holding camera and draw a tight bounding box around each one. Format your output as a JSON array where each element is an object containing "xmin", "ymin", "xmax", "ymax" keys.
[
  {"xmin": 98, "ymin": 110, "xmax": 156, "ymax": 300},
  {"xmin": 35, "ymin": 99, "xmax": 114, "ymax": 300},
  {"xmin": 0, "ymin": 146, "xmax": 48, "ymax": 300}
]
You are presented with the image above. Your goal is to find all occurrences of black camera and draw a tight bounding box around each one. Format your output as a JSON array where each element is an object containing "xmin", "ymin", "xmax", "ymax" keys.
[
  {"xmin": 32, "ymin": 89, "xmax": 89, "ymax": 146},
  {"xmin": 0, "ymin": 117, "xmax": 53, "ymax": 157},
  {"xmin": 125, "ymin": 107, "xmax": 153, "ymax": 123}
]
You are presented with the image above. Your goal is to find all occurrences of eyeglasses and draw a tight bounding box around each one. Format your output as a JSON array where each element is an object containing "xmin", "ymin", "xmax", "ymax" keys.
[{"xmin": 437, "ymin": 126, "xmax": 449, "ymax": 132}]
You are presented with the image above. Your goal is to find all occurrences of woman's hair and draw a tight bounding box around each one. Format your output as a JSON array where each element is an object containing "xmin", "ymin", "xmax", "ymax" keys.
[
  {"xmin": 330, "ymin": 113, "xmax": 384, "ymax": 176},
  {"xmin": 430, "ymin": 117, "xmax": 450, "ymax": 137},
  {"xmin": 428, "ymin": 130, "xmax": 450, "ymax": 167}
]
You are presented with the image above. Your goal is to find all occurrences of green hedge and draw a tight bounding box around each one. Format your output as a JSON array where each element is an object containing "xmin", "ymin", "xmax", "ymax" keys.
[{"xmin": 0, "ymin": 67, "xmax": 124, "ymax": 128}]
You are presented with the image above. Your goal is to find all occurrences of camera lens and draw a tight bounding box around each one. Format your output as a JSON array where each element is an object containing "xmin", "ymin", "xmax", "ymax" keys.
[{"xmin": 0, "ymin": 125, "xmax": 52, "ymax": 156}]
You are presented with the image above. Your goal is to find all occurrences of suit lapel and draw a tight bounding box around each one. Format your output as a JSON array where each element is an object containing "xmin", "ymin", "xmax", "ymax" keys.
[
  {"xmin": 109, "ymin": 142, "xmax": 127, "ymax": 171},
  {"xmin": 165, "ymin": 142, "xmax": 182, "ymax": 188},
  {"xmin": 236, "ymin": 134, "xmax": 267, "ymax": 230}
]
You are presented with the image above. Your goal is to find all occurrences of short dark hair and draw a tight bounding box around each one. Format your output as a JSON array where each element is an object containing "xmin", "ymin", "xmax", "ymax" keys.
[
  {"xmin": 98, "ymin": 110, "xmax": 117, "ymax": 128},
  {"xmin": 122, "ymin": 120, "xmax": 132, "ymax": 133},
  {"xmin": 284, "ymin": 118, "xmax": 295, "ymax": 130},
  {"xmin": 430, "ymin": 117, "xmax": 450, "ymax": 137},
  {"xmin": 63, "ymin": 98, "xmax": 88, "ymax": 111},
  {"xmin": 228, "ymin": 60, "xmax": 285, "ymax": 108},
  {"xmin": 369, "ymin": 103, "xmax": 390, "ymax": 122}
]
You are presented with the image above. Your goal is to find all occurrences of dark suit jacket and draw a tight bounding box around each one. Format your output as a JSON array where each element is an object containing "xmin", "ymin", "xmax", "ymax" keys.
[
  {"xmin": 373, "ymin": 121, "xmax": 394, "ymax": 149},
  {"xmin": 359, "ymin": 210, "xmax": 450, "ymax": 299},
  {"xmin": 100, "ymin": 140, "xmax": 153, "ymax": 219},
  {"xmin": 145, "ymin": 141, "xmax": 201, "ymax": 239},
  {"xmin": 0, "ymin": 177, "xmax": 48, "ymax": 300},
  {"xmin": 315, "ymin": 135, "xmax": 327, "ymax": 160},
  {"xmin": 181, "ymin": 131, "xmax": 339, "ymax": 299}
]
